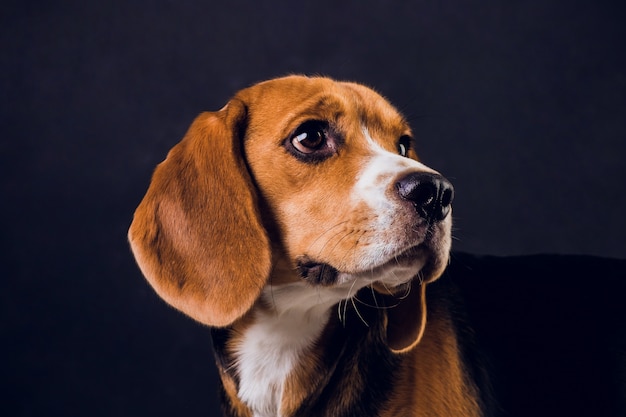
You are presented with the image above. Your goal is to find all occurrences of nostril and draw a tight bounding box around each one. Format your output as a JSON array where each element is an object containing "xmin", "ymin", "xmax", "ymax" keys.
[
  {"xmin": 441, "ymin": 186, "xmax": 454, "ymax": 209},
  {"xmin": 411, "ymin": 183, "xmax": 437, "ymax": 208}
]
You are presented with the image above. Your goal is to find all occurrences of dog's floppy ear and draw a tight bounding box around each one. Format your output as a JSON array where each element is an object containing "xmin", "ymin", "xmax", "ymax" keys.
[
  {"xmin": 381, "ymin": 282, "xmax": 428, "ymax": 354},
  {"xmin": 128, "ymin": 100, "xmax": 271, "ymax": 327}
]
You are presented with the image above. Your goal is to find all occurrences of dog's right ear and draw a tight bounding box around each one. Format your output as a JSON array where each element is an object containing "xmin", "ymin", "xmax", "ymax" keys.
[{"xmin": 128, "ymin": 100, "xmax": 271, "ymax": 327}]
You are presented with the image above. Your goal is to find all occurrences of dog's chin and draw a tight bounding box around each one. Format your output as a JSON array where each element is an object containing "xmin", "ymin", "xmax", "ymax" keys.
[
  {"xmin": 363, "ymin": 244, "xmax": 446, "ymax": 291},
  {"xmin": 297, "ymin": 243, "xmax": 448, "ymax": 289}
]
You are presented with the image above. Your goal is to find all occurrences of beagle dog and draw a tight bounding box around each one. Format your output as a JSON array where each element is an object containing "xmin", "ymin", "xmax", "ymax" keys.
[{"xmin": 129, "ymin": 76, "xmax": 486, "ymax": 417}]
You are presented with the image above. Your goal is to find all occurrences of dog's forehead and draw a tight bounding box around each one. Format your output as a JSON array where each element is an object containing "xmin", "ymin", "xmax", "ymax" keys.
[{"xmin": 237, "ymin": 76, "xmax": 409, "ymax": 137}]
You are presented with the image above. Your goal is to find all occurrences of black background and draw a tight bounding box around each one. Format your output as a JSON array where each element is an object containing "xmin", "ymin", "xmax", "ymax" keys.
[{"xmin": 2, "ymin": 1, "xmax": 625, "ymax": 416}]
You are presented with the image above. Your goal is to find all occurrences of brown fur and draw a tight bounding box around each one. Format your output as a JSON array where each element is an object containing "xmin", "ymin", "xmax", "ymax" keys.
[
  {"xmin": 129, "ymin": 75, "xmax": 483, "ymax": 416},
  {"xmin": 381, "ymin": 304, "xmax": 482, "ymax": 416},
  {"xmin": 128, "ymin": 103, "xmax": 272, "ymax": 327}
]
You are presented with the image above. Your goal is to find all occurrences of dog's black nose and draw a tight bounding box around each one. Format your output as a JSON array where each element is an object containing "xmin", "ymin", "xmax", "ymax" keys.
[{"xmin": 396, "ymin": 172, "xmax": 454, "ymax": 223}]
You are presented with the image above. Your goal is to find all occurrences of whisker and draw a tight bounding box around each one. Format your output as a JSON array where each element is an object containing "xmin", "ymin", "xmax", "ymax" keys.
[
  {"xmin": 377, "ymin": 280, "xmax": 395, "ymax": 295},
  {"xmin": 345, "ymin": 277, "xmax": 369, "ymax": 327},
  {"xmin": 354, "ymin": 290, "xmax": 397, "ymax": 310},
  {"xmin": 370, "ymin": 285, "xmax": 380, "ymax": 309},
  {"xmin": 333, "ymin": 229, "xmax": 367, "ymax": 271},
  {"xmin": 351, "ymin": 296, "xmax": 369, "ymax": 327},
  {"xmin": 337, "ymin": 299, "xmax": 346, "ymax": 327},
  {"xmin": 341, "ymin": 293, "xmax": 350, "ymax": 325},
  {"xmin": 324, "ymin": 228, "xmax": 358, "ymax": 259},
  {"xmin": 305, "ymin": 220, "xmax": 350, "ymax": 256},
  {"xmin": 345, "ymin": 278, "xmax": 359, "ymax": 321},
  {"xmin": 395, "ymin": 281, "xmax": 413, "ymax": 300}
]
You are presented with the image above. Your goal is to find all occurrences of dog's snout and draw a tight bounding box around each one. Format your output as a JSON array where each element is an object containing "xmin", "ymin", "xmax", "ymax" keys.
[{"xmin": 396, "ymin": 173, "xmax": 454, "ymax": 223}]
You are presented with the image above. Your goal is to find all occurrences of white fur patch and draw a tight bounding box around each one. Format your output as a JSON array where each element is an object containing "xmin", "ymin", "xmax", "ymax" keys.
[
  {"xmin": 235, "ymin": 282, "xmax": 364, "ymax": 417},
  {"xmin": 354, "ymin": 127, "xmax": 433, "ymax": 211}
]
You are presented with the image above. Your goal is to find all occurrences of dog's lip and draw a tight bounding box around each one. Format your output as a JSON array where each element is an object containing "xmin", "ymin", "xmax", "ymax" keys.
[
  {"xmin": 296, "ymin": 259, "xmax": 340, "ymax": 285},
  {"xmin": 394, "ymin": 243, "xmax": 426, "ymax": 259},
  {"xmin": 353, "ymin": 242, "xmax": 429, "ymax": 275}
]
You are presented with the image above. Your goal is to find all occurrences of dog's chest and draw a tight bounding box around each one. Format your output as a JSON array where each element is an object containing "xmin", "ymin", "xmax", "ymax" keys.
[{"xmin": 233, "ymin": 283, "xmax": 353, "ymax": 417}]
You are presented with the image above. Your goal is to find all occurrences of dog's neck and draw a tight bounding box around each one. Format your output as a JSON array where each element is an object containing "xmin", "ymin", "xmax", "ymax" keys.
[
  {"xmin": 225, "ymin": 253, "xmax": 400, "ymax": 417},
  {"xmin": 233, "ymin": 277, "xmax": 367, "ymax": 417},
  {"xmin": 216, "ymin": 276, "xmax": 484, "ymax": 417}
]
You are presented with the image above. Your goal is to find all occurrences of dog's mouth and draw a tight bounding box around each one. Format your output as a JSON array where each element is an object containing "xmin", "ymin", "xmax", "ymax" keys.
[{"xmin": 296, "ymin": 243, "xmax": 437, "ymax": 288}]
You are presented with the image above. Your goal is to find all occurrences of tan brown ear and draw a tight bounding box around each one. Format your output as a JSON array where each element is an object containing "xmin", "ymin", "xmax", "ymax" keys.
[
  {"xmin": 128, "ymin": 101, "xmax": 271, "ymax": 327},
  {"xmin": 380, "ymin": 281, "xmax": 428, "ymax": 354}
]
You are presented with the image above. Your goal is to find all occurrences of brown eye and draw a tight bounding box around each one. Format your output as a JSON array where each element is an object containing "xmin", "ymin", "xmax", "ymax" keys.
[
  {"xmin": 291, "ymin": 121, "xmax": 327, "ymax": 154},
  {"xmin": 398, "ymin": 135, "xmax": 412, "ymax": 157},
  {"xmin": 285, "ymin": 121, "xmax": 339, "ymax": 163}
]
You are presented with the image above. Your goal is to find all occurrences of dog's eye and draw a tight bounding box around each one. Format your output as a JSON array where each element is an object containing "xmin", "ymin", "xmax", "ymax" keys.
[
  {"xmin": 286, "ymin": 120, "xmax": 338, "ymax": 163},
  {"xmin": 397, "ymin": 135, "xmax": 412, "ymax": 157},
  {"xmin": 291, "ymin": 122, "xmax": 327, "ymax": 154}
]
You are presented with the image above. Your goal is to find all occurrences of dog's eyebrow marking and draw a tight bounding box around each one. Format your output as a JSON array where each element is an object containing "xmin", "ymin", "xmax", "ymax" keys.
[
  {"xmin": 313, "ymin": 95, "xmax": 344, "ymax": 113},
  {"xmin": 292, "ymin": 95, "xmax": 345, "ymax": 124}
]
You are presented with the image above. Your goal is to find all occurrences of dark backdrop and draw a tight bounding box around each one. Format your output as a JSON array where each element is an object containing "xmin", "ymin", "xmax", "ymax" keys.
[{"xmin": 2, "ymin": 1, "xmax": 625, "ymax": 416}]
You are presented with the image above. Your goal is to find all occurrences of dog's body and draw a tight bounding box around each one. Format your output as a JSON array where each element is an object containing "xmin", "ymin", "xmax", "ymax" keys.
[
  {"xmin": 129, "ymin": 76, "xmax": 487, "ymax": 416},
  {"xmin": 210, "ymin": 278, "xmax": 488, "ymax": 417}
]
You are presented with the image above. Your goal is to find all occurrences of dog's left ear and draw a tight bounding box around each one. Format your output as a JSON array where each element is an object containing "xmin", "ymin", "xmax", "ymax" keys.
[{"xmin": 380, "ymin": 282, "xmax": 428, "ymax": 354}]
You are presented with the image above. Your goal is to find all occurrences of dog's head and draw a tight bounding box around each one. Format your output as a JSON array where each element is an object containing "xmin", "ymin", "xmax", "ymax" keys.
[{"xmin": 129, "ymin": 75, "xmax": 454, "ymax": 352}]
